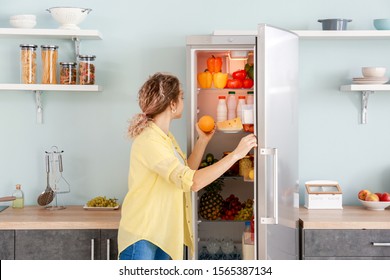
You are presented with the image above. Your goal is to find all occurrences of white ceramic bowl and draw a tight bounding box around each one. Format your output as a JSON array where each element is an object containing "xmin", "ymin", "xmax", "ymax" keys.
[
  {"xmin": 362, "ymin": 67, "xmax": 386, "ymax": 78},
  {"xmin": 9, "ymin": 19, "xmax": 37, "ymax": 29},
  {"xmin": 359, "ymin": 199, "xmax": 390, "ymax": 210},
  {"xmin": 10, "ymin": 14, "xmax": 36, "ymax": 21},
  {"xmin": 47, "ymin": 7, "xmax": 92, "ymax": 30}
]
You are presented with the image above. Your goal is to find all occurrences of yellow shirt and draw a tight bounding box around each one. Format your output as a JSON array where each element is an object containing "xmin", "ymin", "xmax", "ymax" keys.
[{"xmin": 117, "ymin": 122, "xmax": 196, "ymax": 260}]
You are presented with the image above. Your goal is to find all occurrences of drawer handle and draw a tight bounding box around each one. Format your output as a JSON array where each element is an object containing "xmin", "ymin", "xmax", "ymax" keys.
[
  {"xmin": 372, "ymin": 242, "xmax": 390, "ymax": 247},
  {"xmin": 91, "ymin": 238, "xmax": 95, "ymax": 260},
  {"xmin": 106, "ymin": 238, "xmax": 110, "ymax": 260}
]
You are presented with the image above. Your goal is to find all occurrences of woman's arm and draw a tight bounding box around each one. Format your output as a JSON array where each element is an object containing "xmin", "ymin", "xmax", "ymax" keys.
[
  {"xmin": 187, "ymin": 125, "xmax": 215, "ymax": 170},
  {"xmin": 191, "ymin": 133, "xmax": 257, "ymax": 192}
]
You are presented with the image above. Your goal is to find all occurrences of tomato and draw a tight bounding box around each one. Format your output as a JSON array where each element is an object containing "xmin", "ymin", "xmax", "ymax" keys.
[
  {"xmin": 243, "ymin": 78, "xmax": 254, "ymax": 88},
  {"xmin": 226, "ymin": 78, "xmax": 243, "ymax": 88},
  {"xmin": 232, "ymin": 69, "xmax": 247, "ymax": 80}
]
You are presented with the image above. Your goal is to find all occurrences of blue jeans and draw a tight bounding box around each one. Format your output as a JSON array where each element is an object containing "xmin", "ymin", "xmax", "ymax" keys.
[{"xmin": 119, "ymin": 240, "xmax": 171, "ymax": 260}]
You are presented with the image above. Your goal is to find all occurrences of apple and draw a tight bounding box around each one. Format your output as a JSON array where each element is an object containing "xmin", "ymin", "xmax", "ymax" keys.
[
  {"xmin": 365, "ymin": 193, "xmax": 379, "ymax": 201},
  {"xmin": 375, "ymin": 192, "xmax": 383, "ymax": 200},
  {"xmin": 358, "ymin": 189, "xmax": 371, "ymax": 200},
  {"xmin": 380, "ymin": 192, "xmax": 390, "ymax": 202}
]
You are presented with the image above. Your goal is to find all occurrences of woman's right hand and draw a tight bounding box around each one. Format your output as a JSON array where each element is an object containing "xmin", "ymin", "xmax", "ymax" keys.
[{"xmin": 232, "ymin": 134, "xmax": 258, "ymax": 160}]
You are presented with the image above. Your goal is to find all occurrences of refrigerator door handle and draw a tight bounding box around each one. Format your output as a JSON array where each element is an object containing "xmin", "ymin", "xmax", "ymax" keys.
[{"xmin": 260, "ymin": 148, "xmax": 278, "ymax": 225}]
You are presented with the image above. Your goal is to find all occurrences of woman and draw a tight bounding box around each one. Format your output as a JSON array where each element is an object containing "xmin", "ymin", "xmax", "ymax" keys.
[{"xmin": 118, "ymin": 72, "xmax": 257, "ymax": 260}]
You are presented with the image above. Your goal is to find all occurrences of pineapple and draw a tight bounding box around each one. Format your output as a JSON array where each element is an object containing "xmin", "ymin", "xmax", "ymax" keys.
[{"xmin": 199, "ymin": 178, "xmax": 224, "ymax": 220}]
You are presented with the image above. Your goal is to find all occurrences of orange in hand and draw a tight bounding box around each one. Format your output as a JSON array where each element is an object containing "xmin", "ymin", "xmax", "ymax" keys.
[{"xmin": 198, "ymin": 115, "xmax": 215, "ymax": 133}]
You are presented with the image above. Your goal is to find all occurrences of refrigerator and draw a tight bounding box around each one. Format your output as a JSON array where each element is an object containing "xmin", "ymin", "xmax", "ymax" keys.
[{"xmin": 186, "ymin": 24, "xmax": 299, "ymax": 260}]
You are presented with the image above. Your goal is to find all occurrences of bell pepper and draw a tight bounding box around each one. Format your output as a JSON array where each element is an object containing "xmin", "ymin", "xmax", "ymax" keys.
[
  {"xmin": 213, "ymin": 72, "xmax": 228, "ymax": 89},
  {"xmin": 243, "ymin": 78, "xmax": 254, "ymax": 89},
  {"xmin": 197, "ymin": 70, "xmax": 212, "ymax": 88},
  {"xmin": 232, "ymin": 69, "xmax": 247, "ymax": 80},
  {"xmin": 207, "ymin": 55, "xmax": 223, "ymax": 73},
  {"xmin": 226, "ymin": 78, "xmax": 243, "ymax": 89}
]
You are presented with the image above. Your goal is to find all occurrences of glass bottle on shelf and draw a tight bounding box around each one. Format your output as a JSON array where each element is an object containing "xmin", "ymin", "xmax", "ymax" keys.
[
  {"xmin": 227, "ymin": 91, "xmax": 237, "ymax": 120},
  {"xmin": 20, "ymin": 44, "xmax": 37, "ymax": 84},
  {"xmin": 236, "ymin": 95, "xmax": 246, "ymax": 120},
  {"xmin": 216, "ymin": 96, "xmax": 227, "ymax": 122},
  {"xmin": 12, "ymin": 184, "xmax": 24, "ymax": 209},
  {"xmin": 246, "ymin": 91, "xmax": 254, "ymax": 105}
]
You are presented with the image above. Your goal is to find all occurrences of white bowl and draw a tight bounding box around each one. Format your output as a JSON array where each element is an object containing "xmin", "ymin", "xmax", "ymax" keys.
[
  {"xmin": 47, "ymin": 7, "xmax": 92, "ymax": 30},
  {"xmin": 359, "ymin": 199, "xmax": 390, "ymax": 210},
  {"xmin": 9, "ymin": 19, "xmax": 37, "ymax": 29},
  {"xmin": 362, "ymin": 67, "xmax": 386, "ymax": 78},
  {"xmin": 10, "ymin": 14, "xmax": 36, "ymax": 21}
]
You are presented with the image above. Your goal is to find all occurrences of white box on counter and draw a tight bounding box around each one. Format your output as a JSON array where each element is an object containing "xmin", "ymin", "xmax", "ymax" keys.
[{"xmin": 304, "ymin": 180, "xmax": 343, "ymax": 209}]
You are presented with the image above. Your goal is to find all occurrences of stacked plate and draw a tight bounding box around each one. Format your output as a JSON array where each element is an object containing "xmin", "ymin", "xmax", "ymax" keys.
[{"xmin": 353, "ymin": 67, "xmax": 388, "ymax": 84}]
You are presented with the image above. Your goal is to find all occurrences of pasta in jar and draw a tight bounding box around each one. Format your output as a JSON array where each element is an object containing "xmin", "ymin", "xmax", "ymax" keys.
[
  {"xmin": 20, "ymin": 44, "xmax": 37, "ymax": 84},
  {"xmin": 78, "ymin": 55, "xmax": 96, "ymax": 85},
  {"xmin": 60, "ymin": 62, "xmax": 77, "ymax": 85},
  {"xmin": 41, "ymin": 45, "xmax": 59, "ymax": 84}
]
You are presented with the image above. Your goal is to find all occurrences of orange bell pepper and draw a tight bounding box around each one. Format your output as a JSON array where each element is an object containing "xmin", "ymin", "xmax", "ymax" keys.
[
  {"xmin": 207, "ymin": 55, "xmax": 222, "ymax": 73},
  {"xmin": 197, "ymin": 70, "xmax": 213, "ymax": 88},
  {"xmin": 213, "ymin": 72, "xmax": 228, "ymax": 89}
]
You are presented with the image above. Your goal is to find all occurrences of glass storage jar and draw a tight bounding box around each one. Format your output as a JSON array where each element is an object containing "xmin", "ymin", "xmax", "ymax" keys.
[
  {"xmin": 239, "ymin": 155, "xmax": 252, "ymax": 177},
  {"xmin": 41, "ymin": 45, "xmax": 59, "ymax": 84},
  {"xmin": 78, "ymin": 55, "xmax": 96, "ymax": 85},
  {"xmin": 60, "ymin": 62, "xmax": 77, "ymax": 85},
  {"xmin": 20, "ymin": 44, "xmax": 37, "ymax": 84}
]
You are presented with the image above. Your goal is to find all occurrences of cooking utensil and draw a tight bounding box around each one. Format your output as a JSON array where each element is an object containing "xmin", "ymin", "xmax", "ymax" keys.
[
  {"xmin": 0, "ymin": 196, "xmax": 16, "ymax": 202},
  {"xmin": 37, "ymin": 155, "xmax": 54, "ymax": 206},
  {"xmin": 58, "ymin": 153, "xmax": 71, "ymax": 188}
]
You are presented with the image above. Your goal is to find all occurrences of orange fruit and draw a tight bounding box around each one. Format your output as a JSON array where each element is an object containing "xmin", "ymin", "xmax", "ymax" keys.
[{"xmin": 198, "ymin": 115, "xmax": 215, "ymax": 132}]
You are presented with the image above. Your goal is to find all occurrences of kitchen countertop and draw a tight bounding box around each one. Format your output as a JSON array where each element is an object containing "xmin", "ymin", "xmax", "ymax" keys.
[
  {"xmin": 300, "ymin": 206, "xmax": 390, "ymax": 229},
  {"xmin": 0, "ymin": 205, "xmax": 121, "ymax": 230}
]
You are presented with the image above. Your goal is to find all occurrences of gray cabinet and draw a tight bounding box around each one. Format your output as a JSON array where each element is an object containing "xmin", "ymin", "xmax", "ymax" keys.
[
  {"xmin": 301, "ymin": 229, "xmax": 390, "ymax": 260},
  {"xmin": 3, "ymin": 229, "xmax": 118, "ymax": 260},
  {"xmin": 0, "ymin": 230, "xmax": 14, "ymax": 260}
]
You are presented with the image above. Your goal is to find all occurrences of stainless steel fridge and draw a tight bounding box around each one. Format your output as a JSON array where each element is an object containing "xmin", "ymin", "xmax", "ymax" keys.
[{"xmin": 186, "ymin": 24, "xmax": 299, "ymax": 260}]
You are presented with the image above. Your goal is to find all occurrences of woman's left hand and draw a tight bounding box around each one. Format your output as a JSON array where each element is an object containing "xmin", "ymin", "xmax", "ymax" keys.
[{"xmin": 196, "ymin": 123, "xmax": 215, "ymax": 143}]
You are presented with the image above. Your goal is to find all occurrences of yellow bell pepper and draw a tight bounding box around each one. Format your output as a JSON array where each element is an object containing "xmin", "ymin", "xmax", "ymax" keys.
[
  {"xmin": 213, "ymin": 72, "xmax": 228, "ymax": 89},
  {"xmin": 197, "ymin": 70, "xmax": 212, "ymax": 88}
]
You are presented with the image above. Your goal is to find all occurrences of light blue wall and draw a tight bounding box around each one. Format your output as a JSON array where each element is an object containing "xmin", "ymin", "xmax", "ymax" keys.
[{"xmin": 1, "ymin": 0, "xmax": 390, "ymax": 206}]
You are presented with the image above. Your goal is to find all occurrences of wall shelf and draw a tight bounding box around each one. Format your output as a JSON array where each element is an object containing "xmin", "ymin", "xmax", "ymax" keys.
[
  {"xmin": 0, "ymin": 84, "xmax": 102, "ymax": 92},
  {"xmin": 340, "ymin": 84, "xmax": 390, "ymax": 124},
  {"xmin": 0, "ymin": 28, "xmax": 102, "ymax": 40},
  {"xmin": 293, "ymin": 30, "xmax": 390, "ymax": 39}
]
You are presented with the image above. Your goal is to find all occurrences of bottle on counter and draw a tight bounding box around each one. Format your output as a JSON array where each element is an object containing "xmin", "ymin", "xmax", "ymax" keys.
[
  {"xmin": 41, "ymin": 45, "xmax": 59, "ymax": 84},
  {"xmin": 236, "ymin": 95, "xmax": 246, "ymax": 120},
  {"xmin": 227, "ymin": 91, "xmax": 237, "ymax": 120},
  {"xmin": 216, "ymin": 95, "xmax": 227, "ymax": 122},
  {"xmin": 78, "ymin": 55, "xmax": 96, "ymax": 85},
  {"xmin": 20, "ymin": 44, "xmax": 37, "ymax": 84},
  {"xmin": 243, "ymin": 221, "xmax": 254, "ymax": 245},
  {"xmin": 246, "ymin": 91, "xmax": 254, "ymax": 105},
  {"xmin": 12, "ymin": 184, "xmax": 24, "ymax": 209}
]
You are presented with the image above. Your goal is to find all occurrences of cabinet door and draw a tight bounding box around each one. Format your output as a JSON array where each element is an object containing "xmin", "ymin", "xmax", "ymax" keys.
[
  {"xmin": 302, "ymin": 229, "xmax": 390, "ymax": 259},
  {"xmin": 15, "ymin": 229, "xmax": 101, "ymax": 260},
  {"xmin": 100, "ymin": 229, "xmax": 118, "ymax": 260},
  {"xmin": 0, "ymin": 230, "xmax": 15, "ymax": 260}
]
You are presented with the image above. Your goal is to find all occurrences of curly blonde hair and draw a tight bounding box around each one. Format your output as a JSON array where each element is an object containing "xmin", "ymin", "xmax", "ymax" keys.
[{"xmin": 128, "ymin": 73, "xmax": 181, "ymax": 138}]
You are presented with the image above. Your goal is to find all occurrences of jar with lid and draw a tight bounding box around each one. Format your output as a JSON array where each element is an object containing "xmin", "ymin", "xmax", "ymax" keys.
[
  {"xmin": 20, "ymin": 44, "xmax": 37, "ymax": 84},
  {"xmin": 239, "ymin": 155, "xmax": 253, "ymax": 178},
  {"xmin": 41, "ymin": 45, "xmax": 59, "ymax": 84},
  {"xmin": 12, "ymin": 184, "xmax": 24, "ymax": 209},
  {"xmin": 78, "ymin": 55, "xmax": 96, "ymax": 85},
  {"xmin": 60, "ymin": 62, "xmax": 77, "ymax": 85}
]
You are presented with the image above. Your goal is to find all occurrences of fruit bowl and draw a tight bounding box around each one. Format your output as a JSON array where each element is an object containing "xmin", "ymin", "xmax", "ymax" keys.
[
  {"xmin": 47, "ymin": 7, "xmax": 92, "ymax": 30},
  {"xmin": 359, "ymin": 199, "xmax": 390, "ymax": 211}
]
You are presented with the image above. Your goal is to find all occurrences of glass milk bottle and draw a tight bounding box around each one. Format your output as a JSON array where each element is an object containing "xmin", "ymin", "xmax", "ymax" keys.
[
  {"xmin": 246, "ymin": 91, "xmax": 254, "ymax": 105},
  {"xmin": 217, "ymin": 96, "xmax": 227, "ymax": 122},
  {"xmin": 227, "ymin": 91, "xmax": 237, "ymax": 120},
  {"xmin": 236, "ymin": 95, "xmax": 246, "ymax": 120},
  {"xmin": 12, "ymin": 184, "xmax": 24, "ymax": 209}
]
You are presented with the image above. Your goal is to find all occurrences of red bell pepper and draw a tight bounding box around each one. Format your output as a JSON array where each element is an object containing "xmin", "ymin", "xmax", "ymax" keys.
[
  {"xmin": 226, "ymin": 78, "xmax": 243, "ymax": 89},
  {"xmin": 242, "ymin": 78, "xmax": 254, "ymax": 89},
  {"xmin": 232, "ymin": 69, "xmax": 247, "ymax": 80}
]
